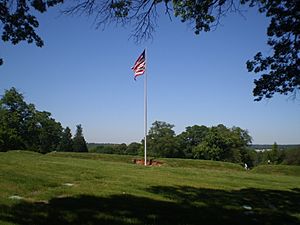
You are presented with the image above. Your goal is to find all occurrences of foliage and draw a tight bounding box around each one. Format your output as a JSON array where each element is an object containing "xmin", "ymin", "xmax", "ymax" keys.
[
  {"xmin": 245, "ymin": 0, "xmax": 300, "ymax": 100},
  {"xmin": 0, "ymin": 87, "xmax": 86, "ymax": 153},
  {"xmin": 72, "ymin": 124, "xmax": 88, "ymax": 152},
  {"xmin": 252, "ymin": 143, "xmax": 286, "ymax": 166},
  {"xmin": 114, "ymin": 143, "xmax": 127, "ymax": 154},
  {"xmin": 0, "ymin": 0, "xmax": 64, "ymax": 63},
  {"xmin": 0, "ymin": 87, "xmax": 29, "ymax": 150},
  {"xmin": 192, "ymin": 124, "xmax": 252, "ymax": 163},
  {"xmin": 147, "ymin": 121, "xmax": 182, "ymax": 158},
  {"xmin": 269, "ymin": 142, "xmax": 281, "ymax": 164},
  {"xmin": 89, "ymin": 142, "xmax": 143, "ymax": 155},
  {"xmin": 177, "ymin": 125, "xmax": 209, "ymax": 158},
  {"xmin": 34, "ymin": 111, "xmax": 63, "ymax": 153},
  {"xmin": 61, "ymin": 118, "xmax": 296, "ymax": 168},
  {"xmin": 87, "ymin": 120, "xmax": 258, "ymax": 166},
  {"xmin": 0, "ymin": 87, "xmax": 63, "ymax": 152},
  {"xmin": 59, "ymin": 127, "xmax": 73, "ymax": 152},
  {"xmin": 126, "ymin": 142, "xmax": 141, "ymax": 155},
  {"xmin": 90, "ymin": 144, "xmax": 127, "ymax": 155},
  {"xmin": 282, "ymin": 147, "xmax": 300, "ymax": 165},
  {"xmin": 90, "ymin": 145, "xmax": 116, "ymax": 154}
]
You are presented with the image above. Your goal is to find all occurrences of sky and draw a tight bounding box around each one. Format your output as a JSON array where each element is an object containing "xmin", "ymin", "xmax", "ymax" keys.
[{"xmin": 0, "ymin": 4, "xmax": 299, "ymax": 145}]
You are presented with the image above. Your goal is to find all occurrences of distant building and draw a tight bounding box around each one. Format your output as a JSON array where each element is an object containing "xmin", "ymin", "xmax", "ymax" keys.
[{"xmin": 254, "ymin": 148, "xmax": 272, "ymax": 152}]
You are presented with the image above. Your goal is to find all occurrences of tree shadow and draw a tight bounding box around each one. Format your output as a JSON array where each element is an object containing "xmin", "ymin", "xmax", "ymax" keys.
[
  {"xmin": 0, "ymin": 187, "xmax": 299, "ymax": 225},
  {"xmin": 148, "ymin": 186, "xmax": 300, "ymax": 225}
]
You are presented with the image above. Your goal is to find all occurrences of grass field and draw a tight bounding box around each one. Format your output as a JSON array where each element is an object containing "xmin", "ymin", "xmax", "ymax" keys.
[{"xmin": 0, "ymin": 151, "xmax": 300, "ymax": 225}]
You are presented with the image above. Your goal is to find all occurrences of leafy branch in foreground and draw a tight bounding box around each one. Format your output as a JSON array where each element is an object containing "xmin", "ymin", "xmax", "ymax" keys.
[
  {"xmin": 0, "ymin": 0, "xmax": 64, "ymax": 63},
  {"xmin": 245, "ymin": 0, "xmax": 300, "ymax": 101}
]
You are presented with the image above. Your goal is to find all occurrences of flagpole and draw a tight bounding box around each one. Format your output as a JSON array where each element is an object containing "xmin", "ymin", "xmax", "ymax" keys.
[{"xmin": 144, "ymin": 48, "xmax": 147, "ymax": 166}]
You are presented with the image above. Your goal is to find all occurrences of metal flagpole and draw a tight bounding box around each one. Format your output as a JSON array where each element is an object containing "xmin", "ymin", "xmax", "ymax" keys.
[{"xmin": 144, "ymin": 48, "xmax": 147, "ymax": 166}]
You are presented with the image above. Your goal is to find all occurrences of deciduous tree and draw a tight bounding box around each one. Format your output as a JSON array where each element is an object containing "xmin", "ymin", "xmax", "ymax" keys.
[
  {"xmin": 192, "ymin": 124, "xmax": 252, "ymax": 163},
  {"xmin": 147, "ymin": 121, "xmax": 181, "ymax": 158},
  {"xmin": 0, "ymin": 87, "xmax": 64, "ymax": 153},
  {"xmin": 34, "ymin": 111, "xmax": 63, "ymax": 153},
  {"xmin": 177, "ymin": 125, "xmax": 209, "ymax": 158},
  {"xmin": 126, "ymin": 142, "xmax": 141, "ymax": 155}
]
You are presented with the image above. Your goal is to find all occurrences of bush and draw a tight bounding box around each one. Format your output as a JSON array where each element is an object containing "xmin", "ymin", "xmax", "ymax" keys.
[{"xmin": 283, "ymin": 148, "xmax": 300, "ymax": 165}]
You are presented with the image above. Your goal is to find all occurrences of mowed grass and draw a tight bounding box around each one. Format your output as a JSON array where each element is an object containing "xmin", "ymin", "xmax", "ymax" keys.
[{"xmin": 0, "ymin": 151, "xmax": 300, "ymax": 225}]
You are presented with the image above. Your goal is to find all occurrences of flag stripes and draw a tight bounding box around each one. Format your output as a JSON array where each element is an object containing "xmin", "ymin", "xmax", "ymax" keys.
[{"xmin": 132, "ymin": 50, "xmax": 146, "ymax": 80}]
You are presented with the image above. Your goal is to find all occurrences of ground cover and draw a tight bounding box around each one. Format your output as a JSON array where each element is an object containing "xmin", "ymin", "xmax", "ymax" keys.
[{"xmin": 0, "ymin": 151, "xmax": 299, "ymax": 224}]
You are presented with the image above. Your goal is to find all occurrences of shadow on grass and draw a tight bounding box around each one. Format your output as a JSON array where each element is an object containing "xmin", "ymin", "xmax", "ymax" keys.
[{"xmin": 0, "ymin": 187, "xmax": 299, "ymax": 225}]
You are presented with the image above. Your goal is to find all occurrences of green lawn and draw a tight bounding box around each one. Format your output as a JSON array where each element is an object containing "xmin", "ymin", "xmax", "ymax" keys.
[{"xmin": 0, "ymin": 151, "xmax": 300, "ymax": 225}]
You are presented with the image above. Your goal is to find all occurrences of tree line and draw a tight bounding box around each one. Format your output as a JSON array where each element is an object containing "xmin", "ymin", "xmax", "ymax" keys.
[
  {"xmin": 91, "ymin": 121, "xmax": 255, "ymax": 166},
  {"xmin": 1, "ymin": 87, "xmax": 299, "ymax": 167},
  {"xmin": 0, "ymin": 87, "xmax": 88, "ymax": 153},
  {"xmin": 91, "ymin": 121, "xmax": 300, "ymax": 167}
]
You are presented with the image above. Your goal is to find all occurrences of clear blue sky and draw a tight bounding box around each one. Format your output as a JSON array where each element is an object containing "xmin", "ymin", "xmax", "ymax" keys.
[{"xmin": 1, "ymin": 5, "xmax": 299, "ymax": 144}]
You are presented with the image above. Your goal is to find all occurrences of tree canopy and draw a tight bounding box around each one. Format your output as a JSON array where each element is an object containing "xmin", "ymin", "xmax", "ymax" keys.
[
  {"xmin": 145, "ymin": 121, "xmax": 252, "ymax": 163},
  {"xmin": 59, "ymin": 127, "xmax": 74, "ymax": 152},
  {"xmin": 192, "ymin": 124, "xmax": 252, "ymax": 162},
  {"xmin": 245, "ymin": 0, "xmax": 300, "ymax": 100},
  {"xmin": 0, "ymin": 87, "xmax": 87, "ymax": 153},
  {"xmin": 0, "ymin": 0, "xmax": 63, "ymax": 65},
  {"xmin": 177, "ymin": 125, "xmax": 209, "ymax": 158},
  {"xmin": 147, "ymin": 121, "xmax": 181, "ymax": 158},
  {"xmin": 88, "ymin": 120, "xmax": 299, "ymax": 167},
  {"xmin": 1, "ymin": 0, "xmax": 299, "ymax": 100}
]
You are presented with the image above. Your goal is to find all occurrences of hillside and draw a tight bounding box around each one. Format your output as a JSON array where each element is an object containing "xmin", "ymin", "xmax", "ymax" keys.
[{"xmin": 0, "ymin": 151, "xmax": 300, "ymax": 225}]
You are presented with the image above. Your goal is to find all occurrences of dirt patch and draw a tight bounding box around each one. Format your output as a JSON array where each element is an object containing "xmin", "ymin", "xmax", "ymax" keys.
[{"xmin": 132, "ymin": 159, "xmax": 163, "ymax": 166}]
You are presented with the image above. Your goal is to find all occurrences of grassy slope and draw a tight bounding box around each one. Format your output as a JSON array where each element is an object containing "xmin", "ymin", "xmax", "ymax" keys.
[
  {"xmin": 252, "ymin": 164, "xmax": 300, "ymax": 177},
  {"xmin": 0, "ymin": 151, "xmax": 300, "ymax": 225}
]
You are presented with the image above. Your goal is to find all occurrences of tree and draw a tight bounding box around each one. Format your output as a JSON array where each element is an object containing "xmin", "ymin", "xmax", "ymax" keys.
[
  {"xmin": 91, "ymin": 145, "xmax": 115, "ymax": 154},
  {"xmin": 114, "ymin": 143, "xmax": 127, "ymax": 154},
  {"xmin": 73, "ymin": 124, "xmax": 88, "ymax": 152},
  {"xmin": 126, "ymin": 142, "xmax": 141, "ymax": 155},
  {"xmin": 0, "ymin": 87, "xmax": 30, "ymax": 150},
  {"xmin": 283, "ymin": 147, "xmax": 300, "ymax": 165},
  {"xmin": 246, "ymin": 0, "xmax": 300, "ymax": 100},
  {"xmin": 0, "ymin": 0, "xmax": 63, "ymax": 64},
  {"xmin": 147, "ymin": 121, "xmax": 181, "ymax": 158},
  {"xmin": 59, "ymin": 127, "xmax": 73, "ymax": 152},
  {"xmin": 192, "ymin": 124, "xmax": 252, "ymax": 163},
  {"xmin": 177, "ymin": 125, "xmax": 209, "ymax": 158},
  {"xmin": 267, "ymin": 142, "xmax": 284, "ymax": 164},
  {"xmin": 34, "ymin": 110, "xmax": 63, "ymax": 153},
  {"xmin": 192, "ymin": 124, "xmax": 231, "ymax": 161},
  {"xmin": 0, "ymin": 87, "xmax": 63, "ymax": 152}
]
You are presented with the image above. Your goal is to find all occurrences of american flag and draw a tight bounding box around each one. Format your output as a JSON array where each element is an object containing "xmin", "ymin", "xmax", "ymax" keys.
[{"xmin": 132, "ymin": 50, "xmax": 146, "ymax": 80}]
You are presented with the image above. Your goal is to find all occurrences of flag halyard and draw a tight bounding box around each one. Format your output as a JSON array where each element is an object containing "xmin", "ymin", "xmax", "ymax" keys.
[{"xmin": 132, "ymin": 50, "xmax": 146, "ymax": 80}]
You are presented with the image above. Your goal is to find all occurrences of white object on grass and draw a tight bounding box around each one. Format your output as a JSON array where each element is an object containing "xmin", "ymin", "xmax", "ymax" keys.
[
  {"xmin": 63, "ymin": 183, "xmax": 74, "ymax": 187},
  {"xmin": 9, "ymin": 195, "xmax": 23, "ymax": 200}
]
